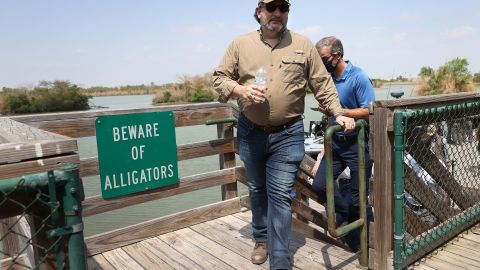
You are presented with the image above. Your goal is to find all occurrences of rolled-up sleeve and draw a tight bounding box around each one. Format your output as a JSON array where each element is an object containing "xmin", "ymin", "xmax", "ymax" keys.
[
  {"xmin": 212, "ymin": 41, "xmax": 240, "ymax": 103},
  {"xmin": 306, "ymin": 46, "xmax": 343, "ymax": 116}
]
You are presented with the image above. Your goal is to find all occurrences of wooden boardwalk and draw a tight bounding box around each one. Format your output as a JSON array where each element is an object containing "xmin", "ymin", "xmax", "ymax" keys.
[
  {"xmin": 411, "ymin": 225, "xmax": 480, "ymax": 270},
  {"xmin": 87, "ymin": 210, "xmax": 360, "ymax": 270}
]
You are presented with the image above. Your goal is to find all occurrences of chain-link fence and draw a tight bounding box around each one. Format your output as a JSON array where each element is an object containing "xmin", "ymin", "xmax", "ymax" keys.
[
  {"xmin": 392, "ymin": 101, "xmax": 480, "ymax": 269},
  {"xmin": 0, "ymin": 164, "xmax": 86, "ymax": 270}
]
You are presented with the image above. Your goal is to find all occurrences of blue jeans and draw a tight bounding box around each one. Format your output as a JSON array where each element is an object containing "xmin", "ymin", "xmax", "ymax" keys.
[
  {"xmin": 311, "ymin": 135, "xmax": 373, "ymax": 252},
  {"xmin": 238, "ymin": 114, "xmax": 305, "ymax": 269}
]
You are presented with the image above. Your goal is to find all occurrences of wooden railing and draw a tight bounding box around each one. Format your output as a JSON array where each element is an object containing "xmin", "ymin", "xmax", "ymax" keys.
[{"xmin": 5, "ymin": 94, "xmax": 478, "ymax": 269}]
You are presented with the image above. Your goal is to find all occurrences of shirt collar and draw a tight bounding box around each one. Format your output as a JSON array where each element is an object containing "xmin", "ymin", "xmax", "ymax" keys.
[
  {"xmin": 257, "ymin": 28, "xmax": 288, "ymax": 48},
  {"xmin": 334, "ymin": 60, "xmax": 352, "ymax": 82}
]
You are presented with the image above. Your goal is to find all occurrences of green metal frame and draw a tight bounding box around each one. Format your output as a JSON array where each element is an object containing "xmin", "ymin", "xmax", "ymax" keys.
[
  {"xmin": 0, "ymin": 163, "xmax": 86, "ymax": 270},
  {"xmin": 393, "ymin": 101, "xmax": 480, "ymax": 270},
  {"xmin": 324, "ymin": 120, "xmax": 368, "ymax": 268}
]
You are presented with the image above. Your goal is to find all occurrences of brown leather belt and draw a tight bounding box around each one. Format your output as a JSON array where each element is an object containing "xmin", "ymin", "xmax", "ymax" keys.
[{"xmin": 250, "ymin": 115, "xmax": 303, "ymax": 133}]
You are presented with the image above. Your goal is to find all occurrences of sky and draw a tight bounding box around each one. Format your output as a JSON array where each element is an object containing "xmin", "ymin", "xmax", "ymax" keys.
[{"xmin": 1, "ymin": 0, "xmax": 479, "ymax": 88}]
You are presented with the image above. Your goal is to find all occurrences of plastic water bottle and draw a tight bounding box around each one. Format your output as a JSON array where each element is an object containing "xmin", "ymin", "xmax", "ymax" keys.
[{"xmin": 254, "ymin": 66, "xmax": 268, "ymax": 87}]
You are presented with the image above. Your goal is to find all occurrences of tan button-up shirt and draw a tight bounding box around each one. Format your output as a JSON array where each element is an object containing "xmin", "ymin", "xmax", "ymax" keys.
[{"xmin": 212, "ymin": 29, "xmax": 343, "ymax": 126}]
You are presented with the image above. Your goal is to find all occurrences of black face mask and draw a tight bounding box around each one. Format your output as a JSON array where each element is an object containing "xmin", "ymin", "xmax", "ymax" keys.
[{"xmin": 323, "ymin": 59, "xmax": 336, "ymax": 73}]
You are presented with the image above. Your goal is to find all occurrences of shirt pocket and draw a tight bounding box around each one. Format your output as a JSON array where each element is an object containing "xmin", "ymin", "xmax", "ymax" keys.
[{"xmin": 281, "ymin": 55, "xmax": 306, "ymax": 84}]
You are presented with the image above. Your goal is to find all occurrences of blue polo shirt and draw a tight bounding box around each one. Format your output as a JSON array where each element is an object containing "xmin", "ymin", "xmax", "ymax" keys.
[{"xmin": 331, "ymin": 61, "xmax": 375, "ymax": 136}]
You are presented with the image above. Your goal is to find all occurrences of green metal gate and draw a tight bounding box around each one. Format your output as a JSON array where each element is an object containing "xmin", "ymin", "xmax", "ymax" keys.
[
  {"xmin": 393, "ymin": 101, "xmax": 480, "ymax": 269},
  {"xmin": 0, "ymin": 164, "xmax": 86, "ymax": 270}
]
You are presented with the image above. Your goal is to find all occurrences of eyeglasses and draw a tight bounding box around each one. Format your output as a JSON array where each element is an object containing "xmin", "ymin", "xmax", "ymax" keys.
[
  {"xmin": 261, "ymin": 2, "xmax": 290, "ymax": 13},
  {"xmin": 321, "ymin": 53, "xmax": 338, "ymax": 63}
]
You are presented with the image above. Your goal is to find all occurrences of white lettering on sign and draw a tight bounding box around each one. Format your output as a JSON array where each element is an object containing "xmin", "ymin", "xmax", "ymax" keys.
[
  {"xmin": 103, "ymin": 164, "xmax": 175, "ymax": 191},
  {"xmin": 112, "ymin": 123, "xmax": 160, "ymax": 142}
]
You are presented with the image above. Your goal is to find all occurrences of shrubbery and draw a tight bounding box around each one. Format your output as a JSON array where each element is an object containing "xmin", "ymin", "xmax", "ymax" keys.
[
  {"xmin": 153, "ymin": 73, "xmax": 217, "ymax": 104},
  {"xmin": 0, "ymin": 80, "xmax": 90, "ymax": 115},
  {"xmin": 416, "ymin": 58, "xmax": 475, "ymax": 96}
]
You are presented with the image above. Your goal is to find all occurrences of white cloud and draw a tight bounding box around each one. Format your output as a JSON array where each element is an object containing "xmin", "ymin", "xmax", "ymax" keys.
[
  {"xmin": 192, "ymin": 43, "xmax": 212, "ymax": 54},
  {"xmin": 392, "ymin": 32, "xmax": 408, "ymax": 42},
  {"xmin": 442, "ymin": 26, "xmax": 478, "ymax": 38},
  {"xmin": 182, "ymin": 22, "xmax": 224, "ymax": 33},
  {"xmin": 298, "ymin": 25, "xmax": 323, "ymax": 36},
  {"xmin": 74, "ymin": 48, "xmax": 87, "ymax": 54},
  {"xmin": 369, "ymin": 26, "xmax": 386, "ymax": 34}
]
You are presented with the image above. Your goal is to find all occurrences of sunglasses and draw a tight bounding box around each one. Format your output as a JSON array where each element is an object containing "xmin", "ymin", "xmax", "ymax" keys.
[{"xmin": 261, "ymin": 2, "xmax": 290, "ymax": 13}]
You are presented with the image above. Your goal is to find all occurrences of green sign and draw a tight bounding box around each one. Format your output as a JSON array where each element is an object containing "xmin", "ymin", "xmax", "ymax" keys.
[{"xmin": 95, "ymin": 111, "xmax": 178, "ymax": 199}]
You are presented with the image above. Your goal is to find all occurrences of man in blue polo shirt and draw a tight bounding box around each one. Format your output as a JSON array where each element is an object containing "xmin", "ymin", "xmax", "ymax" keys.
[{"xmin": 311, "ymin": 36, "xmax": 375, "ymax": 252}]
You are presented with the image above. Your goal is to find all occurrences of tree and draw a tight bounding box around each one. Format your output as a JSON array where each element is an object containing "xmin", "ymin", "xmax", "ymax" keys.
[
  {"xmin": 416, "ymin": 58, "xmax": 474, "ymax": 96},
  {"xmin": 419, "ymin": 66, "xmax": 434, "ymax": 77},
  {"xmin": 473, "ymin": 72, "xmax": 480, "ymax": 83}
]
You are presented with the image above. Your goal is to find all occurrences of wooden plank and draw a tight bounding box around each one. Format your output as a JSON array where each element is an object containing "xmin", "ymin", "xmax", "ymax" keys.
[
  {"xmin": 446, "ymin": 242, "xmax": 480, "ymax": 261},
  {"xmin": 404, "ymin": 205, "xmax": 480, "ymax": 265},
  {"xmin": 171, "ymin": 227, "xmax": 259, "ymax": 270},
  {"xmin": 87, "ymin": 254, "xmax": 115, "ymax": 270},
  {"xmin": 430, "ymin": 249, "xmax": 480, "ymax": 269},
  {"xmin": 12, "ymin": 103, "xmax": 234, "ymax": 137},
  {"xmin": 82, "ymin": 167, "xmax": 236, "ymax": 217},
  {"xmin": 374, "ymin": 92, "xmax": 480, "ymax": 108},
  {"xmin": 232, "ymin": 210, "xmax": 354, "ymax": 260},
  {"xmin": 407, "ymin": 137, "xmax": 474, "ymax": 210},
  {"xmin": 0, "ymin": 140, "xmax": 77, "ymax": 165},
  {"xmin": 0, "ymin": 217, "xmax": 20, "ymax": 258},
  {"xmin": 0, "ymin": 154, "xmax": 79, "ymax": 180},
  {"xmin": 140, "ymin": 236, "xmax": 202, "ymax": 270},
  {"xmin": 102, "ymin": 248, "xmax": 144, "ymax": 269},
  {"xmin": 218, "ymin": 123, "xmax": 237, "ymax": 200},
  {"xmin": 404, "ymin": 167, "xmax": 457, "ymax": 221},
  {"xmin": 229, "ymin": 212, "xmax": 360, "ymax": 269},
  {"xmin": 372, "ymin": 107, "xmax": 394, "ymax": 270},
  {"xmin": 0, "ymin": 118, "xmax": 70, "ymax": 142},
  {"xmin": 190, "ymin": 218, "xmax": 269, "ymax": 269},
  {"xmin": 79, "ymin": 137, "xmax": 236, "ymax": 178},
  {"xmin": 158, "ymin": 229, "xmax": 235, "ymax": 270},
  {"xmin": 404, "ymin": 206, "xmax": 431, "ymax": 237},
  {"xmin": 121, "ymin": 243, "xmax": 173, "ymax": 269},
  {"xmin": 85, "ymin": 197, "xmax": 241, "ymax": 255},
  {"xmin": 0, "ymin": 254, "xmax": 30, "ymax": 270},
  {"xmin": 291, "ymin": 198, "xmax": 328, "ymax": 229}
]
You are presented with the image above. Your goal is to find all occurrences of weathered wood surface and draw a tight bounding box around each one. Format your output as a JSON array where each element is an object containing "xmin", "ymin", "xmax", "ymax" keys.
[
  {"xmin": 0, "ymin": 118, "xmax": 78, "ymax": 179},
  {"xmin": 372, "ymin": 107, "xmax": 394, "ymax": 270},
  {"xmin": 89, "ymin": 209, "xmax": 360, "ymax": 270},
  {"xmin": 374, "ymin": 92, "xmax": 480, "ymax": 108},
  {"xmin": 404, "ymin": 167, "xmax": 458, "ymax": 221},
  {"xmin": 218, "ymin": 123, "xmax": 237, "ymax": 200},
  {"xmin": 78, "ymin": 137, "xmax": 236, "ymax": 178},
  {"xmin": 85, "ymin": 197, "xmax": 241, "ymax": 255},
  {"xmin": 82, "ymin": 167, "xmax": 237, "ymax": 217},
  {"xmin": 405, "ymin": 203, "xmax": 480, "ymax": 266},
  {"xmin": 10, "ymin": 102, "xmax": 234, "ymax": 138},
  {"xmin": 414, "ymin": 225, "xmax": 480, "ymax": 270}
]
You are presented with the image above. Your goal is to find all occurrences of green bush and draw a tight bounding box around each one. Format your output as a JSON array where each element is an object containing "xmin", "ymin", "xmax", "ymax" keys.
[
  {"xmin": 187, "ymin": 86, "xmax": 215, "ymax": 102},
  {"xmin": 417, "ymin": 58, "xmax": 474, "ymax": 95},
  {"xmin": 1, "ymin": 80, "xmax": 90, "ymax": 114}
]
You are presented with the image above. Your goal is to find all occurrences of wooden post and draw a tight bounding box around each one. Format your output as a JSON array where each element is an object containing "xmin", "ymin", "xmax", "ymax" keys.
[
  {"xmin": 372, "ymin": 107, "xmax": 394, "ymax": 270},
  {"xmin": 0, "ymin": 217, "xmax": 20, "ymax": 262},
  {"xmin": 217, "ymin": 123, "xmax": 237, "ymax": 200}
]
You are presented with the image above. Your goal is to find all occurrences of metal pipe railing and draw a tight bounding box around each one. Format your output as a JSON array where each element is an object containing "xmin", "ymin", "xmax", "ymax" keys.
[{"xmin": 324, "ymin": 120, "xmax": 368, "ymax": 268}]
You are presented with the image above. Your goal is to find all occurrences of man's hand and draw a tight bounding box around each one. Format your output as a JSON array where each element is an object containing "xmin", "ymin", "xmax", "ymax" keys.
[
  {"xmin": 233, "ymin": 84, "xmax": 266, "ymax": 104},
  {"xmin": 336, "ymin": 115, "xmax": 355, "ymax": 133}
]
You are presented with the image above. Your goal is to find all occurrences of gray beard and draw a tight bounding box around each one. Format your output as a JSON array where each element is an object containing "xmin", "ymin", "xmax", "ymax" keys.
[{"xmin": 261, "ymin": 21, "xmax": 285, "ymax": 33}]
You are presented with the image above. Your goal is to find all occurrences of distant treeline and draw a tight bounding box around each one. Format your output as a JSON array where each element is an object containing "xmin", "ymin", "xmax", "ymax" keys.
[{"xmin": 0, "ymin": 81, "xmax": 90, "ymax": 115}]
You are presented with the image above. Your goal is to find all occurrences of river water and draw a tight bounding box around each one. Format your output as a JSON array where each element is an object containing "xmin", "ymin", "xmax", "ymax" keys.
[{"xmin": 80, "ymin": 83, "xmax": 436, "ymax": 236}]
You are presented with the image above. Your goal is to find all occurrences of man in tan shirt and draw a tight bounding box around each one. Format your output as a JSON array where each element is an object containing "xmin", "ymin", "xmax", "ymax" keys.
[{"xmin": 212, "ymin": 0, "xmax": 354, "ymax": 268}]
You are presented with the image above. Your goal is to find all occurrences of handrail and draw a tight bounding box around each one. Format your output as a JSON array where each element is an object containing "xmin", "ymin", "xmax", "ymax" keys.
[{"xmin": 324, "ymin": 120, "xmax": 368, "ymax": 268}]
